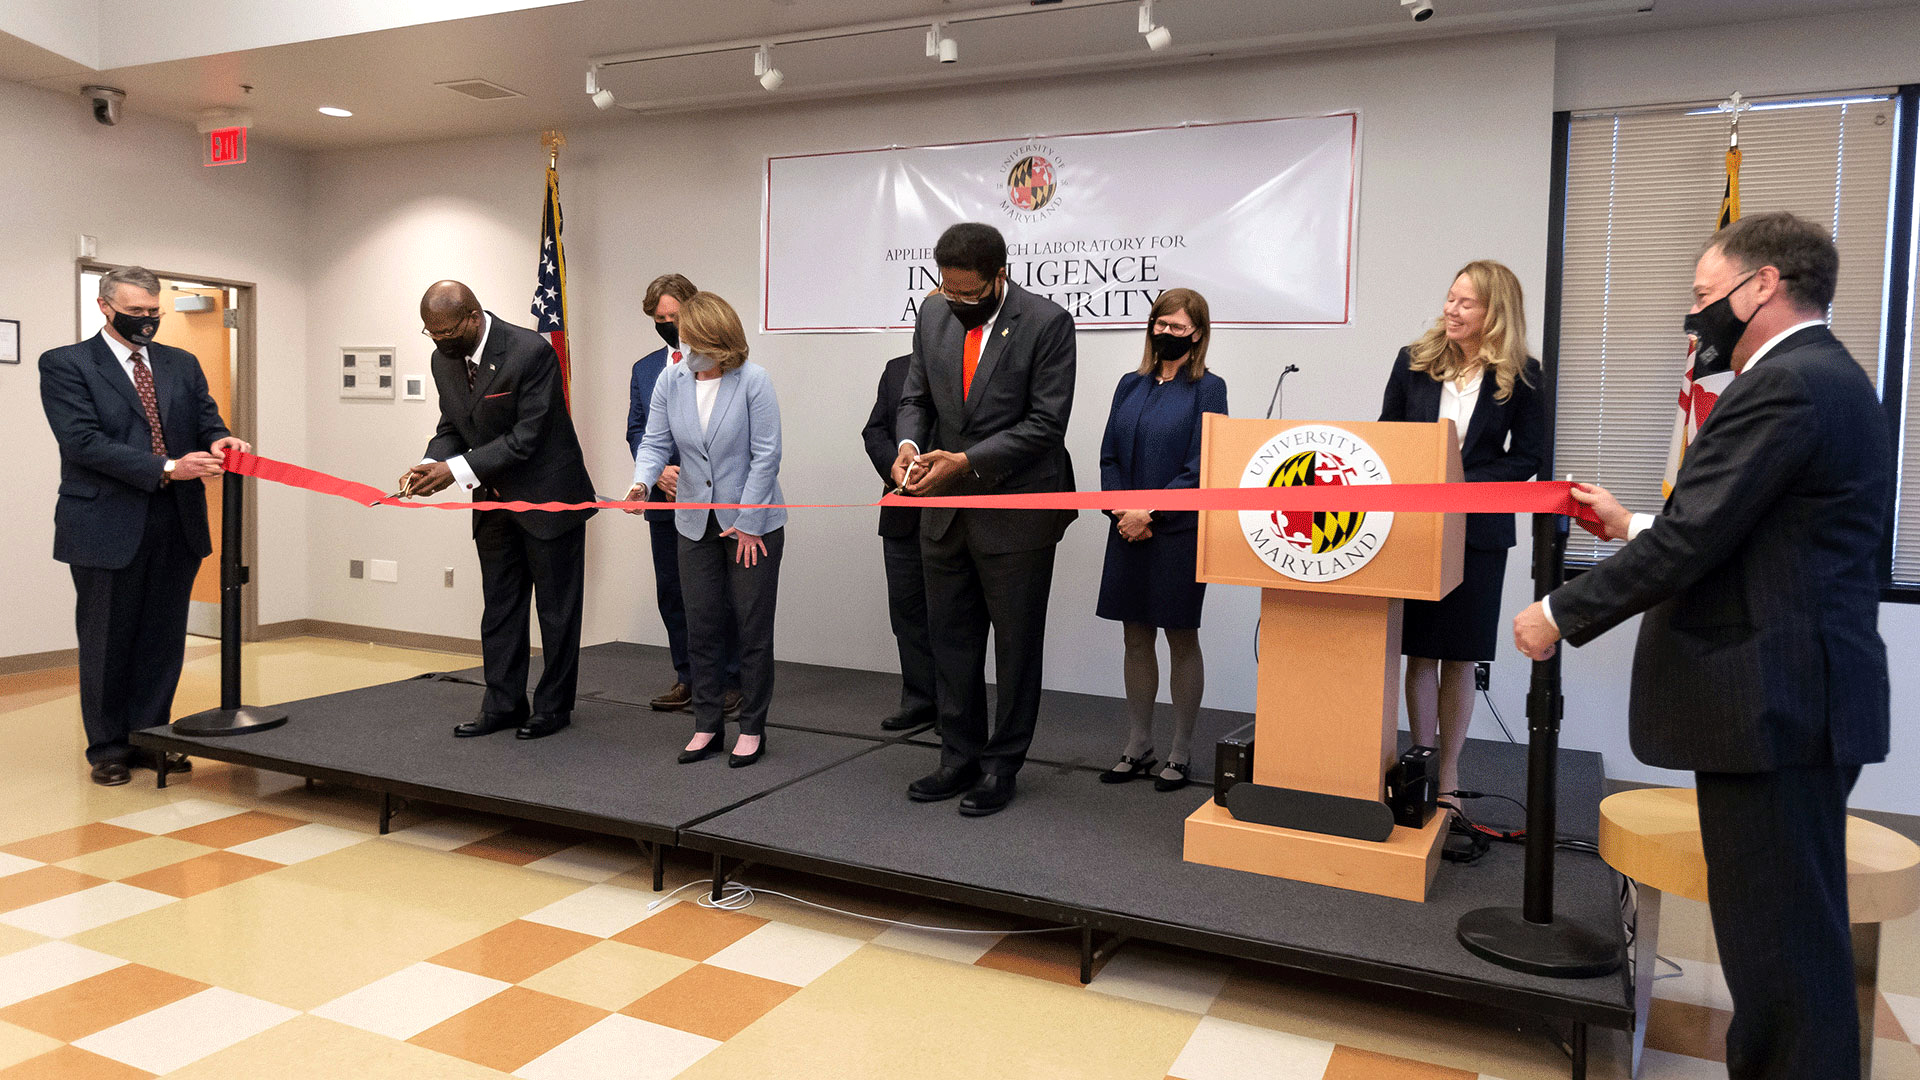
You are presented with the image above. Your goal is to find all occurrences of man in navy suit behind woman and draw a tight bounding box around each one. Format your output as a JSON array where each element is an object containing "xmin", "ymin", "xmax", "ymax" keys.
[{"xmin": 39, "ymin": 266, "xmax": 250, "ymax": 786}]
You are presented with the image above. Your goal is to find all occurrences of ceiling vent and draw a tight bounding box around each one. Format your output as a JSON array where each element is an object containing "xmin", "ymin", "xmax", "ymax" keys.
[{"xmin": 436, "ymin": 79, "xmax": 524, "ymax": 101}]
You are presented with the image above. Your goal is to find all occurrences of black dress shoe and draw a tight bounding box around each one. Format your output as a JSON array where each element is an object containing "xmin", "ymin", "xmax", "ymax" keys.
[
  {"xmin": 139, "ymin": 750, "xmax": 193, "ymax": 774},
  {"xmin": 907, "ymin": 764, "xmax": 981, "ymax": 802},
  {"xmin": 1152, "ymin": 761, "xmax": 1192, "ymax": 792},
  {"xmin": 1098, "ymin": 753, "xmax": 1156, "ymax": 785},
  {"xmin": 455, "ymin": 713, "xmax": 523, "ymax": 738},
  {"xmin": 728, "ymin": 735, "xmax": 766, "ymax": 768},
  {"xmin": 517, "ymin": 714, "xmax": 571, "ymax": 740},
  {"xmin": 959, "ymin": 774, "xmax": 1017, "ymax": 817},
  {"xmin": 880, "ymin": 709, "xmax": 935, "ymax": 732},
  {"xmin": 650, "ymin": 682, "xmax": 692, "ymax": 711},
  {"xmin": 678, "ymin": 735, "xmax": 724, "ymax": 764},
  {"xmin": 90, "ymin": 762, "xmax": 131, "ymax": 786}
]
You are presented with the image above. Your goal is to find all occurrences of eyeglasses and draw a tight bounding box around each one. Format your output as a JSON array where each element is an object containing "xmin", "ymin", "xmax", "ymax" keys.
[
  {"xmin": 420, "ymin": 312, "xmax": 474, "ymax": 341},
  {"xmin": 1151, "ymin": 319, "xmax": 1195, "ymax": 335},
  {"xmin": 938, "ymin": 281, "xmax": 996, "ymax": 306},
  {"xmin": 107, "ymin": 302, "xmax": 162, "ymax": 319}
]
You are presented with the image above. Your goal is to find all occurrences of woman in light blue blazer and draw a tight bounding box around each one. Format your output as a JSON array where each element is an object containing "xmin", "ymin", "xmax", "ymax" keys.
[{"xmin": 626, "ymin": 293, "xmax": 785, "ymax": 767}]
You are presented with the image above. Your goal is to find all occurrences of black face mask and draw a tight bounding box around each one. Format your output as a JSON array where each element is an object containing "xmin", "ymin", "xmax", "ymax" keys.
[
  {"xmin": 946, "ymin": 281, "xmax": 1003, "ymax": 331},
  {"xmin": 434, "ymin": 314, "xmax": 481, "ymax": 360},
  {"xmin": 655, "ymin": 320, "xmax": 679, "ymax": 350},
  {"xmin": 108, "ymin": 306, "xmax": 161, "ymax": 348},
  {"xmin": 1683, "ymin": 271, "xmax": 1757, "ymax": 378},
  {"xmin": 1150, "ymin": 331, "xmax": 1194, "ymax": 365}
]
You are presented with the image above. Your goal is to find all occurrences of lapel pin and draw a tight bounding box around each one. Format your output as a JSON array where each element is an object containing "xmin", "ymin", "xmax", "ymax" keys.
[
  {"xmin": 1000, "ymin": 328, "xmax": 1009, "ymax": 337},
  {"xmin": 488, "ymin": 363, "xmax": 497, "ymax": 370}
]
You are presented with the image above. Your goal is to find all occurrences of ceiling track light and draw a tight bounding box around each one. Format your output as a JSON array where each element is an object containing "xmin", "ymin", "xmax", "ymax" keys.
[
  {"xmin": 925, "ymin": 22, "xmax": 959, "ymax": 64},
  {"xmin": 1138, "ymin": 0, "xmax": 1171, "ymax": 50},
  {"xmin": 754, "ymin": 44, "xmax": 784, "ymax": 91},
  {"xmin": 586, "ymin": 65, "xmax": 616, "ymax": 110}
]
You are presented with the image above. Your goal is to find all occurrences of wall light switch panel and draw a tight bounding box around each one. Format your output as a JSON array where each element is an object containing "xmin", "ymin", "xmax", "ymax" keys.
[
  {"xmin": 349, "ymin": 559, "xmax": 365, "ymax": 579},
  {"xmin": 369, "ymin": 559, "xmax": 398, "ymax": 583},
  {"xmin": 404, "ymin": 375, "xmax": 427, "ymax": 401}
]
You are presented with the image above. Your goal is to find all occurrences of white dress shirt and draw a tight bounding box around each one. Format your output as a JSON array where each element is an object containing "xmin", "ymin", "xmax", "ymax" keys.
[
  {"xmin": 1439, "ymin": 369, "xmax": 1483, "ymax": 436},
  {"xmin": 99, "ymin": 329, "xmax": 148, "ymax": 390},
  {"xmin": 1542, "ymin": 318, "xmax": 1827, "ymax": 631},
  {"xmin": 422, "ymin": 313, "xmax": 493, "ymax": 491}
]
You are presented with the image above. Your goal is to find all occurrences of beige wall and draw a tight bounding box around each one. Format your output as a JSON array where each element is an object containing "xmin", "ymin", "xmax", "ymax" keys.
[{"xmin": 1, "ymin": 77, "xmax": 311, "ymax": 658}]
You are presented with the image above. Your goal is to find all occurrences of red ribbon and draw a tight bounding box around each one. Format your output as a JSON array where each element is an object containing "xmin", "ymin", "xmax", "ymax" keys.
[{"xmin": 221, "ymin": 449, "xmax": 1603, "ymax": 526}]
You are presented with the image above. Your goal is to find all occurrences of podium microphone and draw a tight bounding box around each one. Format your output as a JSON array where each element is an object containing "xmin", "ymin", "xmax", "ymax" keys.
[{"xmin": 1264, "ymin": 364, "xmax": 1300, "ymax": 419}]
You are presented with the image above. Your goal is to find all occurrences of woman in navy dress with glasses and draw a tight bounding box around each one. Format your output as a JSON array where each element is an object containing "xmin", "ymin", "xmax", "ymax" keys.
[{"xmin": 1095, "ymin": 288, "xmax": 1229, "ymax": 793}]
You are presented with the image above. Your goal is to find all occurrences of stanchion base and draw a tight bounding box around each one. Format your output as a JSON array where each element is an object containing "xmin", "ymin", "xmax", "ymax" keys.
[
  {"xmin": 1457, "ymin": 905, "xmax": 1622, "ymax": 979},
  {"xmin": 170, "ymin": 706, "xmax": 289, "ymax": 737}
]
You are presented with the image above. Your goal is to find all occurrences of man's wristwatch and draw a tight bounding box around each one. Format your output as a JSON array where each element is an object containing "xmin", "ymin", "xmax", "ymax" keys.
[{"xmin": 162, "ymin": 458, "xmax": 176, "ymax": 486}]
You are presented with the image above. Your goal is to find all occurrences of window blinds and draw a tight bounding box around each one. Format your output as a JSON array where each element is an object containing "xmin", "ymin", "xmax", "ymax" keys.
[{"xmin": 1557, "ymin": 95, "xmax": 1898, "ymax": 565}]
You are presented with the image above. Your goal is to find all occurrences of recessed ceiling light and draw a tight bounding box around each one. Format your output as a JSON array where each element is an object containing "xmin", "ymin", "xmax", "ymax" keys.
[{"xmin": 318, "ymin": 106, "xmax": 353, "ymax": 117}]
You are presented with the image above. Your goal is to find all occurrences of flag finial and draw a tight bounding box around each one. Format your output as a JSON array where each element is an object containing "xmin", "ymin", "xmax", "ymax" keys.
[
  {"xmin": 1717, "ymin": 92, "xmax": 1749, "ymax": 147},
  {"xmin": 541, "ymin": 129, "xmax": 566, "ymax": 169}
]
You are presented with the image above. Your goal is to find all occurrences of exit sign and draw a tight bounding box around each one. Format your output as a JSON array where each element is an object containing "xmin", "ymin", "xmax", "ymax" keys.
[{"xmin": 205, "ymin": 126, "xmax": 247, "ymax": 166}]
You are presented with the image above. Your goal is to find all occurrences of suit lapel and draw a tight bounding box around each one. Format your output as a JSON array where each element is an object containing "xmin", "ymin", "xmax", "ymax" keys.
[
  {"xmin": 1412, "ymin": 369, "xmax": 1443, "ymax": 424},
  {"xmin": 672, "ymin": 369, "xmax": 704, "ymax": 460},
  {"xmin": 1460, "ymin": 375, "xmax": 1498, "ymax": 454},
  {"xmin": 962, "ymin": 292, "xmax": 1021, "ymax": 421},
  {"xmin": 91, "ymin": 334, "xmax": 145, "ymax": 419},
  {"xmin": 704, "ymin": 370, "xmax": 742, "ymax": 450}
]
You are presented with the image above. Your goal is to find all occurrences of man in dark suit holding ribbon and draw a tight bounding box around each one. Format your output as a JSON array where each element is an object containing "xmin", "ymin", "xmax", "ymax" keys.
[
  {"xmin": 892, "ymin": 223, "xmax": 1078, "ymax": 816},
  {"xmin": 399, "ymin": 281, "xmax": 596, "ymax": 742},
  {"xmin": 40, "ymin": 266, "xmax": 249, "ymax": 785},
  {"xmin": 1514, "ymin": 212, "xmax": 1891, "ymax": 1080}
]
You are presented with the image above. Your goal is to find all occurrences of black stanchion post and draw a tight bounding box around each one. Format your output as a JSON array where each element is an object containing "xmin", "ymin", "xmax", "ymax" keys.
[
  {"xmin": 1454, "ymin": 510, "xmax": 1619, "ymax": 979},
  {"xmin": 171, "ymin": 468, "xmax": 289, "ymax": 737}
]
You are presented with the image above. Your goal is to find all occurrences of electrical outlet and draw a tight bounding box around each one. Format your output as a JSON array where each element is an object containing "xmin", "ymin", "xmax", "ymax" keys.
[
  {"xmin": 443, "ymin": 567, "xmax": 455, "ymax": 588},
  {"xmin": 349, "ymin": 559, "xmax": 364, "ymax": 579},
  {"xmin": 369, "ymin": 559, "xmax": 398, "ymax": 583}
]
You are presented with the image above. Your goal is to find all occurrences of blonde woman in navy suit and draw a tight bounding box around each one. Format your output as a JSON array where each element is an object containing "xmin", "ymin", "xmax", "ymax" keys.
[{"xmin": 1378, "ymin": 261, "xmax": 1544, "ymax": 803}]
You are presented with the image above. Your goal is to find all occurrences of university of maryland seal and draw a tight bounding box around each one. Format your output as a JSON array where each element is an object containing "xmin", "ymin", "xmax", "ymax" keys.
[
  {"xmin": 1006, "ymin": 155, "xmax": 1057, "ymax": 212},
  {"xmin": 1237, "ymin": 425, "xmax": 1393, "ymax": 583}
]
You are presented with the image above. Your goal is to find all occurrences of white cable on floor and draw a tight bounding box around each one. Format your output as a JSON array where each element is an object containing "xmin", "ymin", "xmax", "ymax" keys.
[{"xmin": 648, "ymin": 879, "xmax": 1074, "ymax": 935}]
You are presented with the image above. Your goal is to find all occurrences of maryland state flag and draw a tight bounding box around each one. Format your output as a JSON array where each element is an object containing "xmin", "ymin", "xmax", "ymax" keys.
[
  {"xmin": 1661, "ymin": 142, "xmax": 1742, "ymax": 498},
  {"xmin": 532, "ymin": 153, "xmax": 571, "ymax": 404},
  {"xmin": 1267, "ymin": 450, "xmax": 1367, "ymax": 554}
]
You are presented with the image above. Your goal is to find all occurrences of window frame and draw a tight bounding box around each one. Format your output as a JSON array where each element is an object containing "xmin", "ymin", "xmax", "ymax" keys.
[{"xmin": 1544, "ymin": 84, "xmax": 1920, "ymax": 600}]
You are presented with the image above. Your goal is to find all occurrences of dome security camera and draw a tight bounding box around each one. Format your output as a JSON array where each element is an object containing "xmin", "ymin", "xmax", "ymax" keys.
[
  {"xmin": 1402, "ymin": 0, "xmax": 1435, "ymax": 21},
  {"xmin": 83, "ymin": 86, "xmax": 126, "ymax": 126}
]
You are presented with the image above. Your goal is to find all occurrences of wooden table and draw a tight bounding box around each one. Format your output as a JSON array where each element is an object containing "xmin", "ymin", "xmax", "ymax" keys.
[{"xmin": 1598, "ymin": 787, "xmax": 1920, "ymax": 1077}]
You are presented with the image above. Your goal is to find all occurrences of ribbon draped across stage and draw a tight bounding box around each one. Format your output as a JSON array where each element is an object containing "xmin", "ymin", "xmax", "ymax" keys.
[{"xmin": 220, "ymin": 450, "xmax": 1605, "ymax": 526}]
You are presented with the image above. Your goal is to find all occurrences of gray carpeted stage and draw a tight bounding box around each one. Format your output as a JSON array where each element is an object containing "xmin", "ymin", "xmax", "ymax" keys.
[{"xmin": 136, "ymin": 640, "xmax": 1631, "ymax": 1074}]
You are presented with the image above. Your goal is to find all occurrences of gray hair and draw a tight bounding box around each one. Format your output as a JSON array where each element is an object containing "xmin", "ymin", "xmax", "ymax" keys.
[{"xmin": 99, "ymin": 266, "xmax": 161, "ymax": 303}]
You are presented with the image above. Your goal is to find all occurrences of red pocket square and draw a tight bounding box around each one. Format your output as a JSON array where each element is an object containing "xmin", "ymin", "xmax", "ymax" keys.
[{"xmin": 483, "ymin": 391, "xmax": 512, "ymax": 399}]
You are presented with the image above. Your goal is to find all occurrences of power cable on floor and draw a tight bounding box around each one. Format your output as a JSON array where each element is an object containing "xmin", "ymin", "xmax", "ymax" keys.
[{"xmin": 646, "ymin": 879, "xmax": 1076, "ymax": 936}]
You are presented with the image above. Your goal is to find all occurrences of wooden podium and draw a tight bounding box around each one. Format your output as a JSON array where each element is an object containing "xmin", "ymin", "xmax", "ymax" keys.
[{"xmin": 1183, "ymin": 417, "xmax": 1464, "ymax": 901}]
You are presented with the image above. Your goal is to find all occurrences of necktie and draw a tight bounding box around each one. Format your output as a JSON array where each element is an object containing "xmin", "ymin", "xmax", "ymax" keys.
[
  {"xmin": 466, "ymin": 357, "xmax": 477, "ymax": 392},
  {"xmin": 961, "ymin": 326, "xmax": 985, "ymax": 401},
  {"xmin": 129, "ymin": 352, "xmax": 166, "ymax": 456}
]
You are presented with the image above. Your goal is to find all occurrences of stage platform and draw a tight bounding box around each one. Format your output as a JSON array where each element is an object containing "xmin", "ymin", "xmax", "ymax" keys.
[{"xmin": 135, "ymin": 641, "xmax": 1631, "ymax": 1077}]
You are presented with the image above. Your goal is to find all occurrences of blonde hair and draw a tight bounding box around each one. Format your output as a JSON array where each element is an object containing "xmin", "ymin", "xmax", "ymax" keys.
[
  {"xmin": 1135, "ymin": 288, "xmax": 1211, "ymax": 381},
  {"xmin": 1407, "ymin": 260, "xmax": 1531, "ymax": 402},
  {"xmin": 676, "ymin": 292, "xmax": 749, "ymax": 373}
]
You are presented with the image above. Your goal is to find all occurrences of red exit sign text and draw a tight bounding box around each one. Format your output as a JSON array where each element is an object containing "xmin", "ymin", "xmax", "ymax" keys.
[{"xmin": 205, "ymin": 126, "xmax": 248, "ymax": 167}]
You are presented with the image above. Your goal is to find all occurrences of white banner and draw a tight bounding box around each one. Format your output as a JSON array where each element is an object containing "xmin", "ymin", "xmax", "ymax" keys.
[{"xmin": 761, "ymin": 113, "xmax": 1357, "ymax": 333}]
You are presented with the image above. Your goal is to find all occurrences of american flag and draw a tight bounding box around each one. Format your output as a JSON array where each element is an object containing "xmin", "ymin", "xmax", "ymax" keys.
[{"xmin": 532, "ymin": 161, "xmax": 571, "ymax": 403}]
